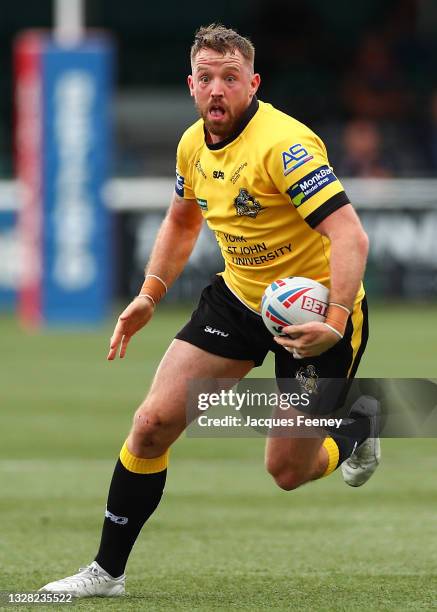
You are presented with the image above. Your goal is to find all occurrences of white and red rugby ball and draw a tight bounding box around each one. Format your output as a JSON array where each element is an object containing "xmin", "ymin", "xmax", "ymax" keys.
[{"xmin": 261, "ymin": 277, "xmax": 329, "ymax": 336}]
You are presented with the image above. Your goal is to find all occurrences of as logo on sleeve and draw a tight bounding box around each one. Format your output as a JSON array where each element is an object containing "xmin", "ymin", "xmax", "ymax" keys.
[
  {"xmin": 287, "ymin": 165, "xmax": 337, "ymax": 208},
  {"xmin": 282, "ymin": 144, "xmax": 313, "ymax": 176},
  {"xmin": 175, "ymin": 170, "xmax": 185, "ymax": 197}
]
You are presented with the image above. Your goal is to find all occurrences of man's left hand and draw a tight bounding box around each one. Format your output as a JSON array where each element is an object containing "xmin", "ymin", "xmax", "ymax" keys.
[{"xmin": 274, "ymin": 321, "xmax": 341, "ymax": 358}]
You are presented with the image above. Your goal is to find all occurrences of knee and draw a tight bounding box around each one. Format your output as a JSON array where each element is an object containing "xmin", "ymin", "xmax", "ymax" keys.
[
  {"xmin": 131, "ymin": 404, "xmax": 171, "ymax": 449},
  {"xmin": 265, "ymin": 457, "xmax": 307, "ymax": 491},
  {"xmin": 270, "ymin": 469, "xmax": 305, "ymax": 491}
]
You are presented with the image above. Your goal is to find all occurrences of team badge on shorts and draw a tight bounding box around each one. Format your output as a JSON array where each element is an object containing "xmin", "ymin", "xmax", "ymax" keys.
[
  {"xmin": 296, "ymin": 365, "xmax": 319, "ymax": 394},
  {"xmin": 234, "ymin": 188, "xmax": 264, "ymax": 218}
]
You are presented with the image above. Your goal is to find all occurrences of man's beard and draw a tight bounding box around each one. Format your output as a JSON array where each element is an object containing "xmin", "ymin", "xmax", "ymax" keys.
[{"xmin": 195, "ymin": 102, "xmax": 237, "ymax": 140}]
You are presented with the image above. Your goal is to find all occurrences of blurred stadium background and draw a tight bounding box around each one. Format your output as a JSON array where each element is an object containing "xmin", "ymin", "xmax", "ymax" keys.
[{"xmin": 1, "ymin": 1, "xmax": 437, "ymax": 610}]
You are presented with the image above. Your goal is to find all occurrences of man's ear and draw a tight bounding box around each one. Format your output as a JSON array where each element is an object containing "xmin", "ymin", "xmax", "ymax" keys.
[
  {"xmin": 250, "ymin": 73, "xmax": 261, "ymax": 97},
  {"xmin": 187, "ymin": 75, "xmax": 194, "ymax": 97}
]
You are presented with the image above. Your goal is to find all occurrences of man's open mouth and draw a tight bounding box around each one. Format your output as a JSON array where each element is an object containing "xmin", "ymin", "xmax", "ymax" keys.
[{"xmin": 209, "ymin": 104, "xmax": 226, "ymax": 119}]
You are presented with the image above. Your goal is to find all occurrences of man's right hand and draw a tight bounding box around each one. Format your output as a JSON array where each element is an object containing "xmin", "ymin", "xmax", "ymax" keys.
[{"xmin": 107, "ymin": 297, "xmax": 155, "ymax": 361}]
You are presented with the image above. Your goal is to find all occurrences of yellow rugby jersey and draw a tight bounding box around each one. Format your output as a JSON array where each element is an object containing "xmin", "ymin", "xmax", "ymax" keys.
[{"xmin": 176, "ymin": 98, "xmax": 364, "ymax": 312}]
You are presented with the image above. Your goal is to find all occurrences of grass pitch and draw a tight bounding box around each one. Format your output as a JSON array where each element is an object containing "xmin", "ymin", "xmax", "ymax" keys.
[{"xmin": 1, "ymin": 303, "xmax": 437, "ymax": 611}]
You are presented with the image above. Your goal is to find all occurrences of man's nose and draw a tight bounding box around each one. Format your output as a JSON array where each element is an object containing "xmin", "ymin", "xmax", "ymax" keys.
[{"xmin": 210, "ymin": 78, "xmax": 224, "ymax": 97}]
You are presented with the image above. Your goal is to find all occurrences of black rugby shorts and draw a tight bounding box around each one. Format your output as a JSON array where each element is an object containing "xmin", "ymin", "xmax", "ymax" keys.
[{"xmin": 175, "ymin": 275, "xmax": 368, "ymax": 380}]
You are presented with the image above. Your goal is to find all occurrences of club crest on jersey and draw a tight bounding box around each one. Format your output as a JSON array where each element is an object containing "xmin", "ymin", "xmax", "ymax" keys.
[
  {"xmin": 234, "ymin": 188, "xmax": 264, "ymax": 218},
  {"xmin": 282, "ymin": 144, "xmax": 313, "ymax": 176},
  {"xmin": 296, "ymin": 365, "xmax": 319, "ymax": 394}
]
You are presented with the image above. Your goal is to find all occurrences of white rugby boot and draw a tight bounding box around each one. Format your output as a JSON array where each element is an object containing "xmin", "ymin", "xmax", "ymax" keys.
[
  {"xmin": 341, "ymin": 396, "xmax": 381, "ymax": 487},
  {"xmin": 39, "ymin": 561, "xmax": 125, "ymax": 598}
]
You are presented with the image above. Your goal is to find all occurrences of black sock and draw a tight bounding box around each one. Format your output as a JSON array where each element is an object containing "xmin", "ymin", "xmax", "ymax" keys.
[
  {"xmin": 95, "ymin": 459, "xmax": 166, "ymax": 577},
  {"xmin": 327, "ymin": 415, "xmax": 370, "ymax": 465}
]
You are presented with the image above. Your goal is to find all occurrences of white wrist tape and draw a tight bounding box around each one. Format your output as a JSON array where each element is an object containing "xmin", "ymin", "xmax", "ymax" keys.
[
  {"xmin": 138, "ymin": 293, "xmax": 156, "ymax": 306},
  {"xmin": 145, "ymin": 274, "xmax": 168, "ymax": 293},
  {"xmin": 323, "ymin": 322, "xmax": 343, "ymax": 339},
  {"xmin": 328, "ymin": 302, "xmax": 351, "ymax": 314}
]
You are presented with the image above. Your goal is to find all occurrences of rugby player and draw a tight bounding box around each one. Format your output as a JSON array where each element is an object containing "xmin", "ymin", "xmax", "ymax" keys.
[{"xmin": 40, "ymin": 24, "xmax": 380, "ymax": 598}]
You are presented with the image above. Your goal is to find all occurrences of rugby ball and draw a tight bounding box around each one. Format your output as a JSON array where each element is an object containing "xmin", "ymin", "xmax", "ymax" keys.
[{"xmin": 261, "ymin": 277, "xmax": 329, "ymax": 336}]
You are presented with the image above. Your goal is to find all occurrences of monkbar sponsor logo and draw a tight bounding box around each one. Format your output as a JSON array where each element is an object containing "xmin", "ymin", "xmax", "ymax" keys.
[{"xmin": 288, "ymin": 165, "xmax": 337, "ymax": 208}]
